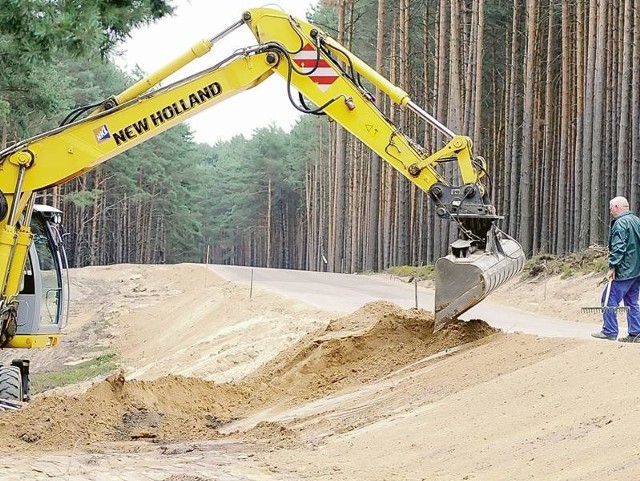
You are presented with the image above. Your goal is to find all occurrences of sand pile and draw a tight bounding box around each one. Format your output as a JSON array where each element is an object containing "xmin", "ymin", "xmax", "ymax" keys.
[
  {"xmin": 0, "ymin": 372, "xmax": 253, "ymax": 450},
  {"xmin": 0, "ymin": 301, "xmax": 498, "ymax": 451},
  {"xmin": 245, "ymin": 301, "xmax": 497, "ymax": 402}
]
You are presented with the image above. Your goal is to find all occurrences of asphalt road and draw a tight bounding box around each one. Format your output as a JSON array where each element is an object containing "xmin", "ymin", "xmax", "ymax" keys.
[{"xmin": 209, "ymin": 265, "xmax": 602, "ymax": 340}]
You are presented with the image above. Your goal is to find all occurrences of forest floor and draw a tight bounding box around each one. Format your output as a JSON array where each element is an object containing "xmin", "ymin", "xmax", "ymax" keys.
[{"xmin": 0, "ymin": 259, "xmax": 639, "ymax": 481}]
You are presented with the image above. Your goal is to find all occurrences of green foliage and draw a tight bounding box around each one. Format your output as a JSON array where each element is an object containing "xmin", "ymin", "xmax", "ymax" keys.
[
  {"xmin": 0, "ymin": 98, "xmax": 9, "ymax": 123},
  {"xmin": 62, "ymin": 188, "xmax": 104, "ymax": 209},
  {"xmin": 200, "ymin": 121, "xmax": 320, "ymax": 263},
  {"xmin": 102, "ymin": 124, "xmax": 209, "ymax": 263},
  {"xmin": 50, "ymin": 55, "xmax": 213, "ymax": 265},
  {"xmin": 0, "ymin": 0, "xmax": 173, "ymax": 61},
  {"xmin": 288, "ymin": 116, "xmax": 323, "ymax": 176},
  {"xmin": 0, "ymin": 1, "xmax": 172, "ymax": 141},
  {"xmin": 30, "ymin": 353, "xmax": 118, "ymax": 393}
]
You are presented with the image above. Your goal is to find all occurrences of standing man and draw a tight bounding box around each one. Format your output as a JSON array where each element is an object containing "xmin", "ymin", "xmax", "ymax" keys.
[{"xmin": 592, "ymin": 196, "xmax": 640, "ymax": 342}]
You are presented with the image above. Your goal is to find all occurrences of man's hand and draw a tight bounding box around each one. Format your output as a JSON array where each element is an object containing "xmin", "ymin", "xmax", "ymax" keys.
[{"xmin": 607, "ymin": 268, "xmax": 616, "ymax": 280}]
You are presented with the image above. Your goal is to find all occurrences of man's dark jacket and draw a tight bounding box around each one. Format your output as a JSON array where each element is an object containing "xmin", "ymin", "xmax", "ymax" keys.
[{"xmin": 609, "ymin": 211, "xmax": 640, "ymax": 279}]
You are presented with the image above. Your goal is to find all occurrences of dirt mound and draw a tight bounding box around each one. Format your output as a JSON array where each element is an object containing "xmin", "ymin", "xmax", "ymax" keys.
[
  {"xmin": 0, "ymin": 301, "xmax": 497, "ymax": 451},
  {"xmin": 0, "ymin": 372, "xmax": 254, "ymax": 451},
  {"xmin": 244, "ymin": 301, "xmax": 497, "ymax": 402}
]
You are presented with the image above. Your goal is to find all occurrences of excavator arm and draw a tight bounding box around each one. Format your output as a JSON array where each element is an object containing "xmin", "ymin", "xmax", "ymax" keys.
[
  {"xmin": 242, "ymin": 8, "xmax": 525, "ymax": 327},
  {"xmin": 0, "ymin": 6, "xmax": 524, "ymax": 353}
]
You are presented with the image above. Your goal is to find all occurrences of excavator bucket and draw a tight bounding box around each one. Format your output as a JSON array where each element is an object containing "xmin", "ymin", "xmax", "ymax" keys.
[{"xmin": 434, "ymin": 229, "xmax": 525, "ymax": 331}]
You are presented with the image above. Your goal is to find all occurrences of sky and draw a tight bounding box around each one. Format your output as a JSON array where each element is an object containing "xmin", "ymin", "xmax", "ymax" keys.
[{"xmin": 113, "ymin": 1, "xmax": 320, "ymax": 145}]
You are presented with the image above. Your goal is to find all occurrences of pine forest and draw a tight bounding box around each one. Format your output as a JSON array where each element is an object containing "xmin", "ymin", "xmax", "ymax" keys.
[{"xmin": 1, "ymin": 0, "xmax": 637, "ymax": 273}]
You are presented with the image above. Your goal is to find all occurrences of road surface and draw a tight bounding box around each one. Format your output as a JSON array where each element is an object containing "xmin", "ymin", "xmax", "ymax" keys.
[{"xmin": 209, "ymin": 265, "xmax": 601, "ymax": 340}]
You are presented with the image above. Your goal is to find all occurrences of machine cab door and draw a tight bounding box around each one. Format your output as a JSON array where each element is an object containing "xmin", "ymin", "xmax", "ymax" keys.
[{"xmin": 14, "ymin": 205, "xmax": 69, "ymax": 346}]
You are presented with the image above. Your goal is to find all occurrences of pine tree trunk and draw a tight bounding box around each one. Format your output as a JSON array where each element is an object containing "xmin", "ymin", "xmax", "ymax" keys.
[
  {"xmin": 506, "ymin": 1, "xmax": 522, "ymax": 238},
  {"xmin": 434, "ymin": 0, "xmax": 449, "ymax": 258},
  {"xmin": 632, "ymin": 0, "xmax": 640, "ymax": 209},
  {"xmin": 329, "ymin": 1, "xmax": 348, "ymax": 273},
  {"xmin": 473, "ymin": 0, "xmax": 486, "ymax": 148},
  {"xmin": 266, "ymin": 176, "xmax": 272, "ymax": 268},
  {"xmin": 396, "ymin": 0, "xmax": 410, "ymax": 266},
  {"xmin": 588, "ymin": 0, "xmax": 608, "ymax": 242},
  {"xmin": 540, "ymin": 3, "xmax": 555, "ymax": 253},
  {"xmin": 556, "ymin": 0, "xmax": 571, "ymax": 254},
  {"xmin": 579, "ymin": 0, "xmax": 597, "ymax": 248},
  {"xmin": 364, "ymin": 0, "xmax": 385, "ymax": 272},
  {"xmin": 519, "ymin": 0, "xmax": 537, "ymax": 254},
  {"xmin": 616, "ymin": 0, "xmax": 632, "ymax": 196}
]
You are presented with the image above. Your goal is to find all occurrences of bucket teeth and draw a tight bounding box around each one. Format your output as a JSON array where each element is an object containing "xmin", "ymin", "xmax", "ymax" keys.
[{"xmin": 434, "ymin": 237, "xmax": 525, "ymax": 331}]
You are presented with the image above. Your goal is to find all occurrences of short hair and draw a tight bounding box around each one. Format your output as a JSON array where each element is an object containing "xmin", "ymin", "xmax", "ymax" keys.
[{"xmin": 610, "ymin": 196, "xmax": 630, "ymax": 209}]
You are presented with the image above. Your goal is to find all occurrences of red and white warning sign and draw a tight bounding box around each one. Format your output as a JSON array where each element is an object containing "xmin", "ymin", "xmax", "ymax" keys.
[{"xmin": 292, "ymin": 44, "xmax": 339, "ymax": 91}]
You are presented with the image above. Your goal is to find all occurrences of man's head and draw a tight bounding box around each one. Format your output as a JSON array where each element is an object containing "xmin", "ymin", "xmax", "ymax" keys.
[{"xmin": 609, "ymin": 196, "xmax": 630, "ymax": 218}]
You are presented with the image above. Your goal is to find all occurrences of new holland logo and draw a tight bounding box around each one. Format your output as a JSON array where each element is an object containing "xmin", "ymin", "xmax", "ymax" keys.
[
  {"xmin": 94, "ymin": 125, "xmax": 111, "ymax": 143},
  {"xmin": 292, "ymin": 44, "xmax": 339, "ymax": 92}
]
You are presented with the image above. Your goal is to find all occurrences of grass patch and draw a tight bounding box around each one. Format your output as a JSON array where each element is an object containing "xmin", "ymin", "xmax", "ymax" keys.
[
  {"xmin": 30, "ymin": 353, "xmax": 118, "ymax": 394},
  {"xmin": 386, "ymin": 264, "xmax": 434, "ymax": 280}
]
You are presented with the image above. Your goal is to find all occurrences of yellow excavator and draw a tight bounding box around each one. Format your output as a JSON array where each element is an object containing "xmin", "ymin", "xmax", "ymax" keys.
[{"xmin": 0, "ymin": 7, "xmax": 525, "ymax": 402}]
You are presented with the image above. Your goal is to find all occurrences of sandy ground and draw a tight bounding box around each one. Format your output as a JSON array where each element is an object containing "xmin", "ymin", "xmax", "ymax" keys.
[{"xmin": 0, "ymin": 263, "xmax": 638, "ymax": 480}]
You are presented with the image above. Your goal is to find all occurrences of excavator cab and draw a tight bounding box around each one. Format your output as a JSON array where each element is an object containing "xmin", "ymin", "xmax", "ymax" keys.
[{"xmin": 13, "ymin": 205, "xmax": 68, "ymax": 347}]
